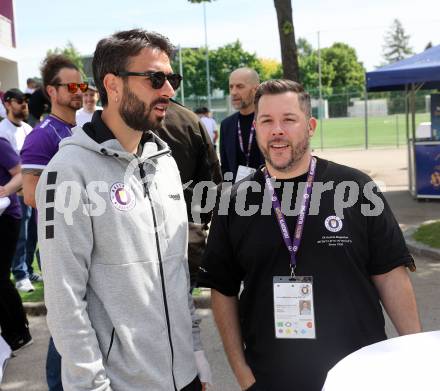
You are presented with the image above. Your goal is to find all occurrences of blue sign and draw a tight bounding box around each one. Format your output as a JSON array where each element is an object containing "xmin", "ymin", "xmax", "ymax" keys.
[
  {"xmin": 431, "ymin": 94, "xmax": 440, "ymax": 141},
  {"xmin": 415, "ymin": 143, "xmax": 440, "ymax": 198}
]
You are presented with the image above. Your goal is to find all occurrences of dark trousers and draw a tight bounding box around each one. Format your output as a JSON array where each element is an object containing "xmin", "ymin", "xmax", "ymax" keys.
[
  {"xmin": 181, "ymin": 376, "xmax": 202, "ymax": 391},
  {"xmin": 47, "ymin": 337, "xmax": 63, "ymax": 391},
  {"xmin": 0, "ymin": 214, "xmax": 29, "ymax": 343}
]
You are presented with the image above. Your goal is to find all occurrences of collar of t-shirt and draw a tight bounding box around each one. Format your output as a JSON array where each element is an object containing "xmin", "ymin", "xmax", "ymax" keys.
[{"xmin": 83, "ymin": 110, "xmax": 153, "ymax": 155}]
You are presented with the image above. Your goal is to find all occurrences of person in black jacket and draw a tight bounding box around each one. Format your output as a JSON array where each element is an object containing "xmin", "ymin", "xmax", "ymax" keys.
[
  {"xmin": 154, "ymin": 100, "xmax": 222, "ymax": 288},
  {"xmin": 219, "ymin": 68, "xmax": 264, "ymax": 182}
]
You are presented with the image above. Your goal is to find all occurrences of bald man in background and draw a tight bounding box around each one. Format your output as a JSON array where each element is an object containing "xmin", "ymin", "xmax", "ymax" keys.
[{"xmin": 219, "ymin": 68, "xmax": 264, "ymax": 182}]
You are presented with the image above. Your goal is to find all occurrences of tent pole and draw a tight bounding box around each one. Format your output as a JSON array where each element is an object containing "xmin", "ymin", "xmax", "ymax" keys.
[
  {"xmin": 411, "ymin": 83, "xmax": 417, "ymax": 197},
  {"xmin": 405, "ymin": 85, "xmax": 413, "ymax": 196}
]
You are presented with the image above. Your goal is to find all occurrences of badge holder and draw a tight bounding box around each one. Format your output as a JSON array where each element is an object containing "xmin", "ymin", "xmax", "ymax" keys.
[
  {"xmin": 273, "ymin": 275, "xmax": 316, "ymax": 339},
  {"xmin": 235, "ymin": 165, "xmax": 256, "ymax": 183}
]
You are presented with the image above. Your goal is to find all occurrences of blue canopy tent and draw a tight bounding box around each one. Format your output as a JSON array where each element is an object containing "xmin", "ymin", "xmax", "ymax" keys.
[
  {"xmin": 366, "ymin": 44, "xmax": 440, "ymax": 92},
  {"xmin": 365, "ymin": 44, "xmax": 440, "ymax": 198}
]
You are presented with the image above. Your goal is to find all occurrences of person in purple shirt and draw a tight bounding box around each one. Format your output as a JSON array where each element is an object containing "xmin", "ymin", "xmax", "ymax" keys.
[
  {"xmin": 20, "ymin": 54, "xmax": 86, "ymax": 391},
  {"xmin": 21, "ymin": 54, "xmax": 86, "ymax": 209},
  {"xmin": 0, "ymin": 137, "xmax": 33, "ymax": 352}
]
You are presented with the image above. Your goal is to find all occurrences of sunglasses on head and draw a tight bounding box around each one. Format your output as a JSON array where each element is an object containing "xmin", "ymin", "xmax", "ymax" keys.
[
  {"xmin": 115, "ymin": 71, "xmax": 183, "ymax": 90},
  {"xmin": 56, "ymin": 82, "xmax": 89, "ymax": 93}
]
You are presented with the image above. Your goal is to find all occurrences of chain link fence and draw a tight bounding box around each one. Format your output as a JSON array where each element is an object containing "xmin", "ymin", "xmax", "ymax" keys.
[{"xmin": 176, "ymin": 89, "xmax": 433, "ymax": 150}]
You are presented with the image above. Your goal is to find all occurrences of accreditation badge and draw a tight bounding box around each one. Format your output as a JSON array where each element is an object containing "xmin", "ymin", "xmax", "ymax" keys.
[
  {"xmin": 273, "ymin": 276, "xmax": 316, "ymax": 339},
  {"xmin": 235, "ymin": 165, "xmax": 256, "ymax": 183}
]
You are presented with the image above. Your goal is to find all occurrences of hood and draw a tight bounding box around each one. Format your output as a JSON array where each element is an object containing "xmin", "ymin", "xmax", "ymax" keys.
[{"xmin": 60, "ymin": 110, "xmax": 171, "ymax": 164}]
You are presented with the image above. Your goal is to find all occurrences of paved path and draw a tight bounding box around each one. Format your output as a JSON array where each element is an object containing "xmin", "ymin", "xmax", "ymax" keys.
[{"xmin": 2, "ymin": 148, "xmax": 439, "ymax": 391}]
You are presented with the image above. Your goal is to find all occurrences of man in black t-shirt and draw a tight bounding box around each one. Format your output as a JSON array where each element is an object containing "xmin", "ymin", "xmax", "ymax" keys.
[
  {"xmin": 219, "ymin": 68, "xmax": 264, "ymax": 182},
  {"xmin": 199, "ymin": 80, "xmax": 421, "ymax": 391}
]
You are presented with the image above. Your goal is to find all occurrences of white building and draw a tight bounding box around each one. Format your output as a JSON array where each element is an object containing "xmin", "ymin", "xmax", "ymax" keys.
[{"xmin": 0, "ymin": 0, "xmax": 19, "ymax": 91}]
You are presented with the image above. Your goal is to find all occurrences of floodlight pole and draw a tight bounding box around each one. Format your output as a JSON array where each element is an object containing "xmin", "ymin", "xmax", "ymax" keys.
[
  {"xmin": 203, "ymin": 3, "xmax": 212, "ymax": 109},
  {"xmin": 317, "ymin": 31, "xmax": 323, "ymax": 150},
  {"xmin": 178, "ymin": 45, "xmax": 185, "ymax": 105}
]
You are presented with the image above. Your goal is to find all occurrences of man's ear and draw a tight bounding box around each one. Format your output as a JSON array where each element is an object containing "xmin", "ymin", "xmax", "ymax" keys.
[
  {"xmin": 46, "ymin": 85, "xmax": 56, "ymax": 100},
  {"xmin": 103, "ymin": 73, "xmax": 122, "ymax": 104},
  {"xmin": 308, "ymin": 117, "xmax": 317, "ymax": 136}
]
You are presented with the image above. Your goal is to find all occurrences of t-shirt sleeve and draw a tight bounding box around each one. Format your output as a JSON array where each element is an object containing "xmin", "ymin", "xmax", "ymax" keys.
[
  {"xmin": 198, "ymin": 207, "xmax": 244, "ymax": 296},
  {"xmin": 0, "ymin": 137, "xmax": 20, "ymax": 170},
  {"xmin": 366, "ymin": 187, "xmax": 415, "ymax": 275},
  {"xmin": 21, "ymin": 129, "xmax": 57, "ymax": 174}
]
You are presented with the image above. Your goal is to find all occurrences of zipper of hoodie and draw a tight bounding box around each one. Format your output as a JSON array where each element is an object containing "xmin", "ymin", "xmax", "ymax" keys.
[{"xmin": 138, "ymin": 161, "xmax": 178, "ymax": 391}]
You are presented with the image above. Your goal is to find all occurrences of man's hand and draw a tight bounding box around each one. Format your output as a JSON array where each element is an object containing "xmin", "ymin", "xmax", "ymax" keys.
[{"xmin": 0, "ymin": 185, "xmax": 9, "ymax": 197}]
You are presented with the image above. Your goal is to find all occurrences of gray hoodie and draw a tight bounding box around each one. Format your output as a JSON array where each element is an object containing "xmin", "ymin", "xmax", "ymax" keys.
[{"xmin": 36, "ymin": 126, "xmax": 201, "ymax": 391}]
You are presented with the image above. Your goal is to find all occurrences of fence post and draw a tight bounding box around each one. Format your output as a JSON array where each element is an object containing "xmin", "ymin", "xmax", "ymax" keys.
[
  {"xmin": 396, "ymin": 114, "xmax": 399, "ymax": 147},
  {"xmin": 364, "ymin": 87, "xmax": 368, "ymax": 150}
]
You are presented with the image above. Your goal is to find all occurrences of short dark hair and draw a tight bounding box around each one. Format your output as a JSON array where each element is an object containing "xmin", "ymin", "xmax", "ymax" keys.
[
  {"xmin": 254, "ymin": 79, "xmax": 312, "ymax": 118},
  {"xmin": 92, "ymin": 29, "xmax": 175, "ymax": 106},
  {"xmin": 40, "ymin": 55, "xmax": 79, "ymax": 98}
]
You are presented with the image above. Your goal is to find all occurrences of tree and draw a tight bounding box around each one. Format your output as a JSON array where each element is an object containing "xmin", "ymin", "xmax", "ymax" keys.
[
  {"xmin": 171, "ymin": 47, "xmax": 208, "ymax": 97},
  {"xmin": 296, "ymin": 38, "xmax": 365, "ymax": 116},
  {"xmin": 382, "ymin": 19, "xmax": 413, "ymax": 64},
  {"xmin": 273, "ymin": 0, "xmax": 299, "ymax": 81},
  {"xmin": 209, "ymin": 41, "xmax": 262, "ymax": 94},
  {"xmin": 174, "ymin": 41, "xmax": 261, "ymax": 97},
  {"xmin": 259, "ymin": 58, "xmax": 283, "ymax": 81},
  {"xmin": 47, "ymin": 41, "xmax": 85, "ymax": 78},
  {"xmin": 187, "ymin": 0, "xmax": 299, "ymax": 81},
  {"xmin": 297, "ymin": 37, "xmax": 314, "ymax": 57}
]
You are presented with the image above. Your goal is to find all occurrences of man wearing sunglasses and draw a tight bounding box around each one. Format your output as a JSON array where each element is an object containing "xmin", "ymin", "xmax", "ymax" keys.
[
  {"xmin": 0, "ymin": 89, "xmax": 42, "ymax": 294},
  {"xmin": 21, "ymin": 54, "xmax": 85, "ymax": 209},
  {"xmin": 20, "ymin": 54, "xmax": 84, "ymax": 391},
  {"xmin": 35, "ymin": 29, "xmax": 211, "ymax": 391}
]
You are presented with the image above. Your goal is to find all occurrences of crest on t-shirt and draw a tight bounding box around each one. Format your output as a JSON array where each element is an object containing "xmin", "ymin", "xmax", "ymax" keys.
[{"xmin": 324, "ymin": 215, "xmax": 343, "ymax": 232}]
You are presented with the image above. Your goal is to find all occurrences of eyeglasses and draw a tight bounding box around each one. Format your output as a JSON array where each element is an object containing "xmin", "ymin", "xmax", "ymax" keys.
[
  {"xmin": 9, "ymin": 97, "xmax": 29, "ymax": 105},
  {"xmin": 56, "ymin": 82, "xmax": 89, "ymax": 93},
  {"xmin": 115, "ymin": 71, "xmax": 183, "ymax": 90}
]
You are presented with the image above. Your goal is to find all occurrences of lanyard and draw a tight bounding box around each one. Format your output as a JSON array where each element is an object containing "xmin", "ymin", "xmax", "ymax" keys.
[
  {"xmin": 237, "ymin": 118, "xmax": 255, "ymax": 167},
  {"xmin": 263, "ymin": 157, "xmax": 317, "ymax": 275}
]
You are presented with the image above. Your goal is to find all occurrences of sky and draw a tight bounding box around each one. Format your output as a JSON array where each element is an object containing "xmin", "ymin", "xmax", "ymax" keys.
[{"xmin": 12, "ymin": 0, "xmax": 440, "ymax": 89}]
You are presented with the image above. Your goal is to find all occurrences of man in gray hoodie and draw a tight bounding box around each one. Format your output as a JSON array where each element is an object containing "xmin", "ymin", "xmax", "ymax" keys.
[{"xmin": 36, "ymin": 29, "xmax": 211, "ymax": 391}]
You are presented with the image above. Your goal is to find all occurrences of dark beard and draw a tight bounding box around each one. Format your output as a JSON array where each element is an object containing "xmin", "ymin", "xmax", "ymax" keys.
[
  {"xmin": 13, "ymin": 109, "xmax": 28, "ymax": 121},
  {"xmin": 119, "ymin": 83, "xmax": 164, "ymax": 132},
  {"xmin": 261, "ymin": 132, "xmax": 310, "ymax": 172}
]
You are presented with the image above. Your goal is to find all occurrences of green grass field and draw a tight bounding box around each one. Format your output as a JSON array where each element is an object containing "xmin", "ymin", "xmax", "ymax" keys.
[
  {"xmin": 413, "ymin": 221, "xmax": 440, "ymax": 249},
  {"xmin": 311, "ymin": 113, "xmax": 430, "ymax": 149}
]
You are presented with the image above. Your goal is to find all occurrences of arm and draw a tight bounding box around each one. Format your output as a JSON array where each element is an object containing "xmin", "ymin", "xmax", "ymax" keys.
[
  {"xmin": 22, "ymin": 170, "xmax": 40, "ymax": 208},
  {"xmin": 0, "ymin": 164, "xmax": 22, "ymax": 197},
  {"xmin": 36, "ymin": 167, "xmax": 112, "ymax": 390},
  {"xmin": 211, "ymin": 290, "xmax": 256, "ymax": 390},
  {"xmin": 371, "ymin": 266, "xmax": 421, "ymax": 335}
]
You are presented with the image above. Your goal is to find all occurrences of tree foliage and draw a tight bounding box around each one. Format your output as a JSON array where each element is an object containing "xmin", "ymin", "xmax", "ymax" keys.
[
  {"xmin": 259, "ymin": 58, "xmax": 283, "ymax": 81},
  {"xmin": 46, "ymin": 42, "xmax": 86, "ymax": 78},
  {"xmin": 172, "ymin": 41, "xmax": 261, "ymax": 97},
  {"xmin": 298, "ymin": 39, "xmax": 365, "ymax": 95},
  {"xmin": 382, "ymin": 19, "xmax": 413, "ymax": 64},
  {"xmin": 209, "ymin": 41, "xmax": 261, "ymax": 93},
  {"xmin": 187, "ymin": 0, "xmax": 299, "ymax": 81}
]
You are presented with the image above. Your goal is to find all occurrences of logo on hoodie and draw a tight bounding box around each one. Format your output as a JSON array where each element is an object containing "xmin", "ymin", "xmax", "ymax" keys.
[{"xmin": 110, "ymin": 182, "xmax": 136, "ymax": 211}]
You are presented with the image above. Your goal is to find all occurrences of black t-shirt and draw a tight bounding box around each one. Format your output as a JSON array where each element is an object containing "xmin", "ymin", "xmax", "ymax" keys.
[
  {"xmin": 198, "ymin": 157, "xmax": 414, "ymax": 391},
  {"xmin": 236, "ymin": 112, "xmax": 262, "ymax": 169}
]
